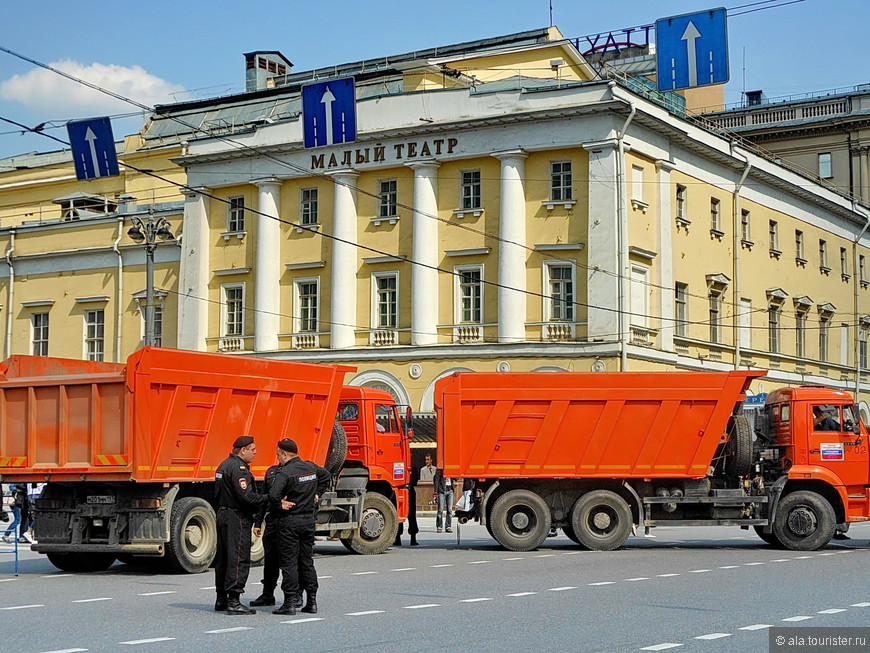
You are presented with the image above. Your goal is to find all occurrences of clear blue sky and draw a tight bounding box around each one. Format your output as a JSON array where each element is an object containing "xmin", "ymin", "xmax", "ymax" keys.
[{"xmin": 0, "ymin": 0, "xmax": 866, "ymax": 159}]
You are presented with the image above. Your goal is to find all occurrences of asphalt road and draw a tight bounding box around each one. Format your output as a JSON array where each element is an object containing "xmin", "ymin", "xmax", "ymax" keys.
[{"xmin": 1, "ymin": 517, "xmax": 868, "ymax": 653}]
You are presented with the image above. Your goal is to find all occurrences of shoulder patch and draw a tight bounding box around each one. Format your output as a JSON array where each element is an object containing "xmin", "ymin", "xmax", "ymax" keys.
[
  {"xmin": 239, "ymin": 465, "xmax": 247, "ymax": 470},
  {"xmin": 239, "ymin": 478, "xmax": 248, "ymax": 490}
]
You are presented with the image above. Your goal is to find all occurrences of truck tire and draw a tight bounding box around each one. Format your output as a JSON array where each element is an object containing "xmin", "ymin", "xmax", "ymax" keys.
[
  {"xmin": 562, "ymin": 522, "xmax": 581, "ymax": 544},
  {"xmin": 489, "ymin": 489, "xmax": 551, "ymax": 552},
  {"xmin": 165, "ymin": 497, "xmax": 217, "ymax": 573},
  {"xmin": 725, "ymin": 414, "xmax": 753, "ymax": 478},
  {"xmin": 570, "ymin": 490, "xmax": 632, "ymax": 551},
  {"xmin": 753, "ymin": 525, "xmax": 784, "ymax": 548},
  {"xmin": 773, "ymin": 491, "xmax": 835, "ymax": 551},
  {"xmin": 340, "ymin": 492, "xmax": 397, "ymax": 555},
  {"xmin": 325, "ymin": 422, "xmax": 348, "ymax": 475},
  {"xmin": 46, "ymin": 552, "xmax": 115, "ymax": 572}
]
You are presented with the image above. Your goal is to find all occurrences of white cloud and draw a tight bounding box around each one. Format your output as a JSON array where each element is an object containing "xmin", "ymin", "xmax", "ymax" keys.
[{"xmin": 0, "ymin": 60, "xmax": 185, "ymax": 116}]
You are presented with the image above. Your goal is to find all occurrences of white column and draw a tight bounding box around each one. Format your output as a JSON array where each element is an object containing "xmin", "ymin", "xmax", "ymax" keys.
[
  {"xmin": 178, "ymin": 187, "xmax": 210, "ymax": 351},
  {"xmin": 329, "ymin": 170, "xmax": 359, "ymax": 349},
  {"xmin": 656, "ymin": 159, "xmax": 676, "ymax": 351},
  {"xmin": 254, "ymin": 178, "xmax": 281, "ymax": 352},
  {"xmin": 493, "ymin": 149, "xmax": 528, "ymax": 343},
  {"xmin": 583, "ymin": 140, "xmax": 620, "ymax": 342},
  {"xmin": 407, "ymin": 160, "xmax": 440, "ymax": 345}
]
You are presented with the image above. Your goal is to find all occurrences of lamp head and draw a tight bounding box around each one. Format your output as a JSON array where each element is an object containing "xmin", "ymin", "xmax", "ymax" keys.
[
  {"xmin": 156, "ymin": 224, "xmax": 175, "ymax": 241},
  {"xmin": 127, "ymin": 225, "xmax": 145, "ymax": 243}
]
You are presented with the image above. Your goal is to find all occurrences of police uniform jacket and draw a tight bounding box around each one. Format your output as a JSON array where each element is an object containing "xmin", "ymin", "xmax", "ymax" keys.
[
  {"xmin": 254, "ymin": 464, "xmax": 284, "ymax": 524},
  {"xmin": 214, "ymin": 453, "xmax": 268, "ymax": 519},
  {"xmin": 268, "ymin": 457, "xmax": 331, "ymax": 515}
]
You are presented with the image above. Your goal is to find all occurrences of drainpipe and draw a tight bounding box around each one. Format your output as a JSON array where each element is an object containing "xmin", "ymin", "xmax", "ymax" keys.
[
  {"xmin": 113, "ymin": 216, "xmax": 125, "ymax": 362},
  {"xmin": 852, "ymin": 202, "xmax": 870, "ymax": 400},
  {"xmin": 612, "ymin": 83, "xmax": 636, "ymax": 372},
  {"xmin": 731, "ymin": 145, "xmax": 752, "ymax": 370},
  {"xmin": 4, "ymin": 230, "xmax": 15, "ymax": 358}
]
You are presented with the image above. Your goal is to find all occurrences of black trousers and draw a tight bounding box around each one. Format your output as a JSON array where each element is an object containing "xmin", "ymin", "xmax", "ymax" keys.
[
  {"xmin": 397, "ymin": 485, "xmax": 418, "ymax": 538},
  {"xmin": 215, "ymin": 508, "xmax": 252, "ymax": 597},
  {"xmin": 260, "ymin": 518, "xmax": 280, "ymax": 594},
  {"xmin": 277, "ymin": 513, "xmax": 317, "ymax": 599}
]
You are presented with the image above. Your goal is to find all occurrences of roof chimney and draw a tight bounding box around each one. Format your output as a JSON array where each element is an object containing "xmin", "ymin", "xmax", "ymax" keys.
[{"xmin": 244, "ymin": 51, "xmax": 293, "ymax": 92}]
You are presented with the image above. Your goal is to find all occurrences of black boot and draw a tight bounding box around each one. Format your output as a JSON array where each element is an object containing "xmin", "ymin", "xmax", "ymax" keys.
[
  {"xmin": 272, "ymin": 593, "xmax": 297, "ymax": 616},
  {"xmin": 249, "ymin": 593, "xmax": 275, "ymax": 607},
  {"xmin": 226, "ymin": 594, "xmax": 255, "ymax": 615},
  {"xmin": 214, "ymin": 595, "xmax": 228, "ymax": 612},
  {"xmin": 301, "ymin": 593, "xmax": 317, "ymax": 614},
  {"xmin": 393, "ymin": 536, "xmax": 402, "ymax": 546},
  {"xmin": 294, "ymin": 593, "xmax": 304, "ymax": 608},
  {"xmin": 410, "ymin": 535, "xmax": 419, "ymax": 546}
]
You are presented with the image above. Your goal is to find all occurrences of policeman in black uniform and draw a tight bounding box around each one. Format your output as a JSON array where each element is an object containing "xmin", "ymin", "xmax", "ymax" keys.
[
  {"xmin": 268, "ymin": 438, "xmax": 331, "ymax": 615},
  {"xmin": 249, "ymin": 462, "xmax": 282, "ymax": 608},
  {"xmin": 213, "ymin": 435, "xmax": 269, "ymax": 615}
]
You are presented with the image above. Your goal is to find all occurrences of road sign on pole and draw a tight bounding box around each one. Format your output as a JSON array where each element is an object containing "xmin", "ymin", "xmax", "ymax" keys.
[
  {"xmin": 67, "ymin": 117, "xmax": 120, "ymax": 181},
  {"xmin": 655, "ymin": 7, "xmax": 729, "ymax": 92},
  {"xmin": 302, "ymin": 77, "xmax": 357, "ymax": 149}
]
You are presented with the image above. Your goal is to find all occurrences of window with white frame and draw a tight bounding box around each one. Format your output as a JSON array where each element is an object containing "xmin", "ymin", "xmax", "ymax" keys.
[
  {"xmin": 819, "ymin": 313, "xmax": 831, "ymax": 361},
  {"xmin": 85, "ymin": 309, "xmax": 105, "ymax": 362},
  {"xmin": 675, "ymin": 185, "xmax": 687, "ymax": 222},
  {"xmin": 861, "ymin": 255, "xmax": 867, "ymax": 284},
  {"xmin": 860, "ymin": 328, "xmax": 869, "ymax": 370},
  {"xmin": 709, "ymin": 289, "xmax": 723, "ymax": 343},
  {"xmin": 545, "ymin": 262, "xmax": 574, "ymax": 321},
  {"xmin": 632, "ymin": 165, "xmax": 644, "ymax": 202},
  {"xmin": 795, "ymin": 230, "xmax": 804, "ymax": 262},
  {"xmin": 151, "ymin": 305, "xmax": 163, "ymax": 347},
  {"xmin": 300, "ymin": 188, "xmax": 319, "ymax": 225},
  {"xmin": 295, "ymin": 279, "xmax": 318, "ymax": 332},
  {"xmin": 840, "ymin": 247, "xmax": 849, "ymax": 277},
  {"xmin": 768, "ymin": 303, "xmax": 781, "ymax": 353},
  {"xmin": 378, "ymin": 179, "xmax": 397, "ymax": 218},
  {"xmin": 461, "ymin": 170, "xmax": 481, "ymax": 210},
  {"xmin": 818, "ymin": 152, "xmax": 833, "ymax": 179},
  {"xmin": 457, "ymin": 266, "xmax": 483, "ymax": 324},
  {"xmin": 32, "ymin": 312, "xmax": 49, "ymax": 356},
  {"xmin": 550, "ymin": 161, "xmax": 572, "ymax": 201},
  {"xmin": 374, "ymin": 273, "xmax": 398, "ymax": 329},
  {"xmin": 630, "ymin": 264, "xmax": 649, "ymax": 328},
  {"xmin": 741, "ymin": 209, "xmax": 751, "ymax": 242},
  {"xmin": 228, "ymin": 196, "xmax": 245, "ymax": 232},
  {"xmin": 675, "ymin": 282, "xmax": 688, "ymax": 337},
  {"xmin": 820, "ymin": 239, "xmax": 829, "ymax": 270},
  {"xmin": 739, "ymin": 298, "xmax": 752, "ymax": 349},
  {"xmin": 769, "ymin": 220, "xmax": 779, "ymax": 253},
  {"xmin": 710, "ymin": 197, "xmax": 721, "ymax": 232},
  {"xmin": 795, "ymin": 309, "xmax": 807, "ymax": 358},
  {"xmin": 222, "ymin": 284, "xmax": 245, "ymax": 336}
]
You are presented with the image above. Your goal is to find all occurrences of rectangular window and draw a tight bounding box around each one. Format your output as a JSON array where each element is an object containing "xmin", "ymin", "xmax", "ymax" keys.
[
  {"xmin": 32, "ymin": 312, "xmax": 49, "ymax": 356},
  {"xmin": 819, "ymin": 152, "xmax": 833, "ymax": 179},
  {"xmin": 841, "ymin": 324, "xmax": 850, "ymax": 366},
  {"xmin": 630, "ymin": 265, "xmax": 649, "ymax": 328},
  {"xmin": 152, "ymin": 305, "xmax": 163, "ymax": 348},
  {"xmin": 768, "ymin": 304, "xmax": 781, "ymax": 353},
  {"xmin": 675, "ymin": 282, "xmax": 688, "ymax": 338},
  {"xmin": 458, "ymin": 267, "xmax": 482, "ymax": 324},
  {"xmin": 550, "ymin": 161, "xmax": 572, "ymax": 201},
  {"xmin": 861, "ymin": 255, "xmax": 867, "ymax": 283},
  {"xmin": 632, "ymin": 165, "xmax": 644, "ymax": 202},
  {"xmin": 461, "ymin": 170, "xmax": 481, "ymax": 210},
  {"xmin": 820, "ymin": 239, "xmax": 828, "ymax": 269},
  {"xmin": 546, "ymin": 263, "xmax": 574, "ymax": 321},
  {"xmin": 840, "ymin": 247, "xmax": 849, "ymax": 277},
  {"xmin": 296, "ymin": 280, "xmax": 318, "ymax": 332},
  {"xmin": 228, "ymin": 196, "xmax": 245, "ymax": 232},
  {"xmin": 795, "ymin": 230, "xmax": 804, "ymax": 261},
  {"xmin": 741, "ymin": 209, "xmax": 751, "ymax": 242},
  {"xmin": 709, "ymin": 290, "xmax": 722, "ymax": 343},
  {"xmin": 374, "ymin": 274, "xmax": 398, "ymax": 329},
  {"xmin": 819, "ymin": 314, "xmax": 830, "ymax": 362},
  {"xmin": 223, "ymin": 285, "xmax": 244, "ymax": 336},
  {"xmin": 85, "ymin": 309, "xmax": 105, "ymax": 362},
  {"xmin": 300, "ymin": 188, "xmax": 318, "ymax": 225},
  {"xmin": 378, "ymin": 179, "xmax": 397, "ymax": 218},
  {"xmin": 676, "ymin": 185, "xmax": 687, "ymax": 221},
  {"xmin": 710, "ymin": 198, "xmax": 721, "ymax": 232},
  {"xmin": 861, "ymin": 330, "xmax": 869, "ymax": 370},
  {"xmin": 769, "ymin": 220, "xmax": 779, "ymax": 253},
  {"xmin": 795, "ymin": 310, "xmax": 807, "ymax": 358},
  {"xmin": 739, "ymin": 298, "xmax": 752, "ymax": 349}
]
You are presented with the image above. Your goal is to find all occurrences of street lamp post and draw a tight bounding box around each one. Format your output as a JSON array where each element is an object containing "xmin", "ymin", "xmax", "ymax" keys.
[{"xmin": 127, "ymin": 215, "xmax": 175, "ymax": 347}]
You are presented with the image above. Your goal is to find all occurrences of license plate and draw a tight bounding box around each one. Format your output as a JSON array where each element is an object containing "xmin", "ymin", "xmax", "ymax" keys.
[{"xmin": 86, "ymin": 495, "xmax": 115, "ymax": 505}]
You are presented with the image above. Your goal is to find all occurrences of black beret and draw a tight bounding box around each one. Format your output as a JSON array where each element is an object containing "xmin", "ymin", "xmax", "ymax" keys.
[
  {"xmin": 277, "ymin": 438, "xmax": 298, "ymax": 453},
  {"xmin": 233, "ymin": 436, "xmax": 255, "ymax": 448}
]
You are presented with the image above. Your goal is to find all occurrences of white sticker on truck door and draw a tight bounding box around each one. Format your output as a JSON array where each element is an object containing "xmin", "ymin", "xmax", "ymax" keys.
[
  {"xmin": 393, "ymin": 462, "xmax": 405, "ymax": 480},
  {"xmin": 820, "ymin": 442, "xmax": 844, "ymax": 461}
]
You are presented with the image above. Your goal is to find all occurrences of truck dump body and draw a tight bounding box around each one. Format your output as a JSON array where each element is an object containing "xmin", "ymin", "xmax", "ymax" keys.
[
  {"xmin": 0, "ymin": 347, "xmax": 353, "ymax": 482},
  {"xmin": 436, "ymin": 370, "xmax": 764, "ymax": 480}
]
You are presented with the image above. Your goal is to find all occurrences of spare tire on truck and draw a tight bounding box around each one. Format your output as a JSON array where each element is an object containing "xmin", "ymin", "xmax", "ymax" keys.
[
  {"xmin": 724, "ymin": 414, "xmax": 754, "ymax": 478},
  {"xmin": 325, "ymin": 422, "xmax": 348, "ymax": 475}
]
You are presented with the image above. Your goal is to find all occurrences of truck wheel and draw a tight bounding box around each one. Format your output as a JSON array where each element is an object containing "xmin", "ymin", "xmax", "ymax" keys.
[
  {"xmin": 490, "ymin": 489, "xmax": 551, "ymax": 552},
  {"xmin": 165, "ymin": 497, "xmax": 217, "ymax": 573},
  {"xmin": 725, "ymin": 414, "xmax": 754, "ymax": 477},
  {"xmin": 562, "ymin": 522, "xmax": 581, "ymax": 545},
  {"xmin": 570, "ymin": 490, "xmax": 632, "ymax": 551},
  {"xmin": 47, "ymin": 553, "xmax": 87, "ymax": 572},
  {"xmin": 341, "ymin": 492, "xmax": 397, "ymax": 555},
  {"xmin": 773, "ymin": 491, "xmax": 835, "ymax": 551},
  {"xmin": 753, "ymin": 525, "xmax": 784, "ymax": 548},
  {"xmin": 325, "ymin": 422, "xmax": 348, "ymax": 475}
]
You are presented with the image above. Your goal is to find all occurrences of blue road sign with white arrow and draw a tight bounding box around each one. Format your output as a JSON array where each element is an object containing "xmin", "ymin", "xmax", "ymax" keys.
[
  {"xmin": 302, "ymin": 77, "xmax": 357, "ymax": 149},
  {"xmin": 655, "ymin": 7, "xmax": 729, "ymax": 92},
  {"xmin": 67, "ymin": 117, "xmax": 119, "ymax": 181}
]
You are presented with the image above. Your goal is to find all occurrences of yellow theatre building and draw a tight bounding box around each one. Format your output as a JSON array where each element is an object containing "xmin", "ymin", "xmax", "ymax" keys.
[{"xmin": 2, "ymin": 26, "xmax": 870, "ymax": 422}]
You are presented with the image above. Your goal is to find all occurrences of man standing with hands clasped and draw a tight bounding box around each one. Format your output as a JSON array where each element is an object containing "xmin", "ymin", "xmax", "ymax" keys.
[{"xmin": 268, "ymin": 438, "xmax": 331, "ymax": 616}]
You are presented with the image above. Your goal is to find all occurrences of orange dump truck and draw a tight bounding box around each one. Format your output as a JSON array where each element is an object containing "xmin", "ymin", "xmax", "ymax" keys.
[
  {"xmin": 0, "ymin": 348, "xmax": 411, "ymax": 572},
  {"xmin": 436, "ymin": 371, "xmax": 870, "ymax": 552}
]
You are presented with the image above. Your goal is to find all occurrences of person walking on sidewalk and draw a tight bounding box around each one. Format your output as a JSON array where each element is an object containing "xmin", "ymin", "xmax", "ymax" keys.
[{"xmin": 433, "ymin": 468, "xmax": 456, "ymax": 533}]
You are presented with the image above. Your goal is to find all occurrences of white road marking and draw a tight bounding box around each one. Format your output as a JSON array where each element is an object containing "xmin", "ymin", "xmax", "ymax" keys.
[
  {"xmin": 282, "ymin": 617, "xmax": 324, "ymax": 624},
  {"xmin": 137, "ymin": 591, "xmax": 176, "ymax": 596},
  {"xmin": 718, "ymin": 566, "xmax": 740, "ymax": 569},
  {"xmin": 352, "ymin": 571, "xmax": 378, "ymax": 576},
  {"xmin": 1, "ymin": 604, "xmax": 44, "ymax": 610},
  {"xmin": 502, "ymin": 557, "xmax": 524, "ymax": 561},
  {"xmin": 199, "ymin": 586, "xmax": 216, "ymax": 590},
  {"xmin": 0, "ymin": 579, "xmax": 16, "ymax": 582},
  {"xmin": 770, "ymin": 559, "xmax": 790, "ymax": 563},
  {"xmin": 71, "ymin": 598, "xmax": 112, "ymax": 603},
  {"xmin": 316, "ymin": 575, "xmax": 332, "ymax": 579},
  {"xmin": 656, "ymin": 573, "xmax": 680, "ymax": 577},
  {"xmin": 695, "ymin": 633, "xmax": 731, "ymax": 640},
  {"xmin": 744, "ymin": 562, "xmax": 765, "ymax": 566},
  {"xmin": 625, "ymin": 577, "xmax": 650, "ymax": 581},
  {"xmin": 429, "ymin": 564, "xmax": 453, "ymax": 568},
  {"xmin": 41, "ymin": 574, "xmax": 73, "ymax": 579},
  {"xmin": 507, "ymin": 592, "xmax": 537, "ymax": 596},
  {"xmin": 640, "ymin": 644, "xmax": 683, "ymax": 651},
  {"xmin": 37, "ymin": 649, "xmax": 88, "ymax": 653},
  {"xmin": 739, "ymin": 624, "xmax": 772, "ymax": 631},
  {"xmin": 548, "ymin": 586, "xmax": 577, "ymax": 591},
  {"xmin": 346, "ymin": 610, "xmax": 385, "ymax": 616},
  {"xmin": 468, "ymin": 560, "xmax": 491, "ymax": 564},
  {"xmin": 120, "ymin": 638, "xmax": 175, "ymax": 645},
  {"xmin": 838, "ymin": 550, "xmax": 855, "ymax": 554},
  {"xmin": 205, "ymin": 627, "xmax": 252, "ymax": 634},
  {"xmin": 817, "ymin": 552, "xmax": 836, "ymax": 556},
  {"xmin": 817, "ymin": 609, "xmax": 847, "ymax": 614},
  {"xmin": 793, "ymin": 556, "xmax": 813, "ymax": 560},
  {"xmin": 689, "ymin": 569, "xmax": 711, "ymax": 573},
  {"xmin": 404, "ymin": 603, "xmax": 440, "ymax": 609},
  {"xmin": 535, "ymin": 554, "xmax": 556, "ymax": 558},
  {"xmin": 850, "ymin": 602, "xmax": 870, "ymax": 607},
  {"xmin": 390, "ymin": 567, "xmax": 416, "ymax": 572},
  {"xmin": 460, "ymin": 598, "xmax": 493, "ymax": 603},
  {"xmin": 782, "ymin": 616, "xmax": 813, "ymax": 622},
  {"xmin": 562, "ymin": 551, "xmax": 583, "ymax": 555},
  {"xmin": 589, "ymin": 581, "xmax": 615, "ymax": 586}
]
